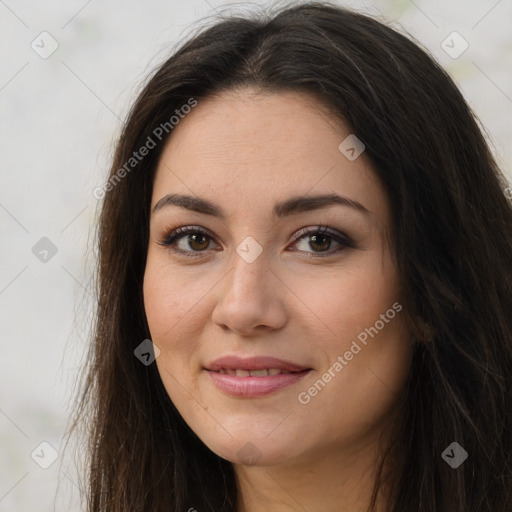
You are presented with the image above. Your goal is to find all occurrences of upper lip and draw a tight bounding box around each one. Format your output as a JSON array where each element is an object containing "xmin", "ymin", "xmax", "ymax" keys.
[{"xmin": 206, "ymin": 356, "xmax": 311, "ymax": 372}]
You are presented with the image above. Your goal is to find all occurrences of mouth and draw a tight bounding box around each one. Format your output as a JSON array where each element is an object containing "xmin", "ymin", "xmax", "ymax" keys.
[{"xmin": 204, "ymin": 356, "xmax": 313, "ymax": 397}]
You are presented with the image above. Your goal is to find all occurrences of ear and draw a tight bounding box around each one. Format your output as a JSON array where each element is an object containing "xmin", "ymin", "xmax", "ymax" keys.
[{"xmin": 414, "ymin": 316, "xmax": 435, "ymax": 343}]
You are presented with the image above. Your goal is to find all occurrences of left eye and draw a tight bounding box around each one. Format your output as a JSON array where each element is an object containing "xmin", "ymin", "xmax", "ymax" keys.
[
  {"xmin": 289, "ymin": 226, "xmax": 350, "ymax": 256},
  {"xmin": 157, "ymin": 225, "xmax": 353, "ymax": 258}
]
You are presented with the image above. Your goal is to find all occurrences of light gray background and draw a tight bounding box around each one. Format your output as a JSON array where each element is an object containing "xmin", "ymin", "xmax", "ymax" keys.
[{"xmin": 1, "ymin": 0, "xmax": 511, "ymax": 510}]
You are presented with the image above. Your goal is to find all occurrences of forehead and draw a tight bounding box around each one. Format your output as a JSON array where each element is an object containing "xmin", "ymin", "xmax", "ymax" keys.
[
  {"xmin": 151, "ymin": 88, "xmax": 389, "ymax": 224},
  {"xmin": 157, "ymin": 88, "xmax": 345, "ymax": 168}
]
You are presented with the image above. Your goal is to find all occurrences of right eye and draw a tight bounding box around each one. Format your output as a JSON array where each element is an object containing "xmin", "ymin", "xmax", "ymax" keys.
[{"xmin": 157, "ymin": 225, "xmax": 219, "ymax": 257}]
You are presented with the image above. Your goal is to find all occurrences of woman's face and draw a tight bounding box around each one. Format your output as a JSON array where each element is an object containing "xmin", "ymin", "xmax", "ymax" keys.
[{"xmin": 143, "ymin": 88, "xmax": 413, "ymax": 466}]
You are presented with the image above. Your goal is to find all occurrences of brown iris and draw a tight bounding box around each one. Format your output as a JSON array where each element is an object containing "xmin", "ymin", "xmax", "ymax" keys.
[
  {"xmin": 309, "ymin": 233, "xmax": 331, "ymax": 252},
  {"xmin": 188, "ymin": 233, "xmax": 210, "ymax": 251}
]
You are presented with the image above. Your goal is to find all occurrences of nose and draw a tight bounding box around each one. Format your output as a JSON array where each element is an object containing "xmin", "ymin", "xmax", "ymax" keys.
[{"xmin": 211, "ymin": 249, "xmax": 288, "ymax": 336}]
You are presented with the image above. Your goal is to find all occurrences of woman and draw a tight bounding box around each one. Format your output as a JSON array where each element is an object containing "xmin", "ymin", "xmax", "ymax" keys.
[{"xmin": 67, "ymin": 2, "xmax": 512, "ymax": 511}]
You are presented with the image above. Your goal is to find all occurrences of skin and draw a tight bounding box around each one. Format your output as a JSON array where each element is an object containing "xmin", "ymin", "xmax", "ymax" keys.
[{"xmin": 143, "ymin": 88, "xmax": 414, "ymax": 512}]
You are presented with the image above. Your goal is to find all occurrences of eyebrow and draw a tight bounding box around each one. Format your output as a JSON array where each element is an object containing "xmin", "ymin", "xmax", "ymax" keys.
[{"xmin": 151, "ymin": 192, "xmax": 370, "ymax": 218}]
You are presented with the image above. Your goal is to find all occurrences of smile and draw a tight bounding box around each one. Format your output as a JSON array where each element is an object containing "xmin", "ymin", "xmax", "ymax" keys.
[{"xmin": 204, "ymin": 355, "xmax": 313, "ymax": 397}]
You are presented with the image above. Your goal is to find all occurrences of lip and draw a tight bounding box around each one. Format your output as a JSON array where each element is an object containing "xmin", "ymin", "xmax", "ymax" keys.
[{"xmin": 204, "ymin": 355, "xmax": 312, "ymax": 397}]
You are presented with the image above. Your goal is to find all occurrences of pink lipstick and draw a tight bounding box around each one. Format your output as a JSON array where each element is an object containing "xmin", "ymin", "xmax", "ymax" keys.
[{"xmin": 205, "ymin": 356, "xmax": 312, "ymax": 397}]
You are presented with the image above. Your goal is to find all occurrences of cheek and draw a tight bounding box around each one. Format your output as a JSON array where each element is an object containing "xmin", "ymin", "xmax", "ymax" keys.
[
  {"xmin": 294, "ymin": 251, "xmax": 411, "ymax": 417},
  {"xmin": 295, "ymin": 251, "xmax": 401, "ymax": 349},
  {"xmin": 143, "ymin": 262, "xmax": 203, "ymax": 409},
  {"xmin": 143, "ymin": 256, "xmax": 210, "ymax": 343},
  {"xmin": 303, "ymin": 315, "xmax": 412, "ymax": 435},
  {"xmin": 142, "ymin": 259, "xmax": 204, "ymax": 389},
  {"xmin": 143, "ymin": 262, "xmax": 229, "ymax": 449}
]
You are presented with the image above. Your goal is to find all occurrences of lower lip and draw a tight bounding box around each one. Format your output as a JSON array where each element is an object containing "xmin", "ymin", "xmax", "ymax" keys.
[{"xmin": 206, "ymin": 370, "xmax": 311, "ymax": 397}]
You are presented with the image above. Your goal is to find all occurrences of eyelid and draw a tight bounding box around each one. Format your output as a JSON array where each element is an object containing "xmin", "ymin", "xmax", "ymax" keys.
[{"xmin": 288, "ymin": 224, "xmax": 353, "ymax": 246}]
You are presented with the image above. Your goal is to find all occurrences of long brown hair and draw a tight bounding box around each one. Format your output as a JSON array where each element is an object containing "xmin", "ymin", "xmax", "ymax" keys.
[{"xmin": 65, "ymin": 2, "xmax": 512, "ymax": 510}]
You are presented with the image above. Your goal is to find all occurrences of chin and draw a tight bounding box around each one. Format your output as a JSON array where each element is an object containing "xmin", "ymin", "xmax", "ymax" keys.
[{"xmin": 205, "ymin": 436, "xmax": 299, "ymax": 467}]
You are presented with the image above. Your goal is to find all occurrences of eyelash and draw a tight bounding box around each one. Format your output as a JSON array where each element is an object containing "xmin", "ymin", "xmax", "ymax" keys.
[{"xmin": 156, "ymin": 224, "xmax": 354, "ymax": 259}]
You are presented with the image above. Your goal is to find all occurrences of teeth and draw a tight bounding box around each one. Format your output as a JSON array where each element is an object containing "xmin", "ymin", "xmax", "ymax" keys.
[
  {"xmin": 216, "ymin": 368, "xmax": 294, "ymax": 377},
  {"xmin": 218, "ymin": 368, "xmax": 236, "ymax": 375},
  {"xmin": 249, "ymin": 369, "xmax": 268, "ymax": 377}
]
